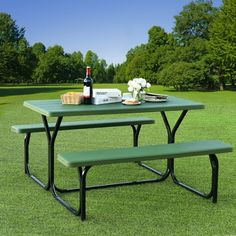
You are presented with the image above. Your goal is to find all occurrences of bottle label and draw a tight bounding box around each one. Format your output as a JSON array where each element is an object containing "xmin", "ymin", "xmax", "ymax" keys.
[{"xmin": 83, "ymin": 86, "xmax": 90, "ymax": 97}]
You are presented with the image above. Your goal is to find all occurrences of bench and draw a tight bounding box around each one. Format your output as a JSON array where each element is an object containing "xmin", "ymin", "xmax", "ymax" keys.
[
  {"xmin": 11, "ymin": 117, "xmax": 155, "ymax": 188},
  {"xmin": 57, "ymin": 140, "xmax": 232, "ymax": 220}
]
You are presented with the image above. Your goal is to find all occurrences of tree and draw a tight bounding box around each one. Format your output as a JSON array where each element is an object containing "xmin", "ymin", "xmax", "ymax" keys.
[
  {"xmin": 84, "ymin": 50, "xmax": 98, "ymax": 68},
  {"xmin": 94, "ymin": 59, "xmax": 107, "ymax": 83},
  {"xmin": 0, "ymin": 13, "xmax": 25, "ymax": 47},
  {"xmin": 70, "ymin": 51, "xmax": 85, "ymax": 81},
  {"xmin": 32, "ymin": 45, "xmax": 66, "ymax": 83},
  {"xmin": 158, "ymin": 61, "xmax": 206, "ymax": 90},
  {"xmin": 17, "ymin": 38, "xmax": 36, "ymax": 83},
  {"xmin": 106, "ymin": 64, "xmax": 116, "ymax": 83},
  {"xmin": 173, "ymin": 0, "xmax": 217, "ymax": 45},
  {"xmin": 147, "ymin": 26, "xmax": 168, "ymax": 51},
  {"xmin": 32, "ymin": 42, "xmax": 46, "ymax": 58},
  {"xmin": 0, "ymin": 13, "xmax": 30, "ymax": 83},
  {"xmin": 0, "ymin": 43, "xmax": 19, "ymax": 83},
  {"xmin": 84, "ymin": 50, "xmax": 108, "ymax": 82},
  {"xmin": 208, "ymin": 0, "xmax": 236, "ymax": 90}
]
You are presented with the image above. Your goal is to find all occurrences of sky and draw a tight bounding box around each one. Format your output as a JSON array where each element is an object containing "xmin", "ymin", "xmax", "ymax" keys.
[{"xmin": 1, "ymin": 0, "xmax": 222, "ymax": 65}]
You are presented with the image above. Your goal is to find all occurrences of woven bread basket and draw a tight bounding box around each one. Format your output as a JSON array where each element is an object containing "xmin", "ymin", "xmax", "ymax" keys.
[{"xmin": 61, "ymin": 92, "xmax": 83, "ymax": 105}]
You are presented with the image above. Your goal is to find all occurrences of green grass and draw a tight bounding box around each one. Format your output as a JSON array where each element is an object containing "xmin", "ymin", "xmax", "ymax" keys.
[{"xmin": 0, "ymin": 84, "xmax": 235, "ymax": 235}]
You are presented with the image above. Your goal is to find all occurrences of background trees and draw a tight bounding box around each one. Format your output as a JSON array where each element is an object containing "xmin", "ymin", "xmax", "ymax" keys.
[
  {"xmin": 0, "ymin": 13, "xmax": 112, "ymax": 84},
  {"xmin": 0, "ymin": 13, "xmax": 28, "ymax": 83},
  {"xmin": 115, "ymin": 0, "xmax": 235, "ymax": 90},
  {"xmin": 208, "ymin": 0, "xmax": 236, "ymax": 90},
  {"xmin": 1, "ymin": 0, "xmax": 236, "ymax": 90}
]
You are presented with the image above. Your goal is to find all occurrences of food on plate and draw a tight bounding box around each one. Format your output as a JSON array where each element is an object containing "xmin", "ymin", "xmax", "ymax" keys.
[{"xmin": 123, "ymin": 98, "xmax": 140, "ymax": 104}]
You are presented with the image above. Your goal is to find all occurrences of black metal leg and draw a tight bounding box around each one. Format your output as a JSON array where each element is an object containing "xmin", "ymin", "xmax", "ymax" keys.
[
  {"xmin": 24, "ymin": 133, "xmax": 31, "ymax": 175},
  {"xmin": 131, "ymin": 124, "xmax": 141, "ymax": 147},
  {"xmin": 138, "ymin": 110, "xmax": 188, "ymax": 179},
  {"xmin": 78, "ymin": 166, "xmax": 91, "ymax": 221},
  {"xmin": 161, "ymin": 110, "xmax": 220, "ymax": 202},
  {"xmin": 24, "ymin": 132, "xmax": 49, "ymax": 189},
  {"xmin": 49, "ymin": 166, "xmax": 91, "ymax": 219},
  {"xmin": 51, "ymin": 184, "xmax": 81, "ymax": 216},
  {"xmin": 23, "ymin": 116, "xmax": 63, "ymax": 191},
  {"xmin": 42, "ymin": 115, "xmax": 63, "ymax": 189},
  {"xmin": 132, "ymin": 124, "xmax": 170, "ymax": 180},
  {"xmin": 209, "ymin": 154, "xmax": 219, "ymax": 203},
  {"xmin": 161, "ymin": 110, "xmax": 188, "ymax": 173},
  {"xmin": 171, "ymin": 154, "xmax": 219, "ymax": 202}
]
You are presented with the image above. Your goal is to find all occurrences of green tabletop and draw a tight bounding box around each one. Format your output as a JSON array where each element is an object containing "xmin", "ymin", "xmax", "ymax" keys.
[{"xmin": 23, "ymin": 96, "xmax": 204, "ymax": 117}]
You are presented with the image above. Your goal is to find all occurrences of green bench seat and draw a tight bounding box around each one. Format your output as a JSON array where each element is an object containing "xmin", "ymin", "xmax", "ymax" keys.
[
  {"xmin": 11, "ymin": 117, "xmax": 155, "ymax": 189},
  {"xmin": 11, "ymin": 117, "xmax": 155, "ymax": 133},
  {"xmin": 58, "ymin": 140, "xmax": 232, "ymax": 167},
  {"xmin": 57, "ymin": 140, "xmax": 232, "ymax": 220}
]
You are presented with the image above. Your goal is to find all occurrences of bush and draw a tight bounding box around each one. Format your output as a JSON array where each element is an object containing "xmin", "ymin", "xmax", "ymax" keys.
[{"xmin": 158, "ymin": 61, "xmax": 209, "ymax": 90}]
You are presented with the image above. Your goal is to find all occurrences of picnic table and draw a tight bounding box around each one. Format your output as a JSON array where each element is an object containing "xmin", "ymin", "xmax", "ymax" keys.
[
  {"xmin": 20, "ymin": 96, "xmax": 232, "ymax": 220},
  {"xmin": 23, "ymin": 96, "xmax": 204, "ymax": 188}
]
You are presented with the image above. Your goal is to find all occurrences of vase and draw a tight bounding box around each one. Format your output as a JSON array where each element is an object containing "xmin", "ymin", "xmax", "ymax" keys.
[
  {"xmin": 132, "ymin": 90, "xmax": 146, "ymax": 101},
  {"xmin": 132, "ymin": 91, "xmax": 139, "ymax": 100},
  {"xmin": 138, "ymin": 90, "xmax": 146, "ymax": 101}
]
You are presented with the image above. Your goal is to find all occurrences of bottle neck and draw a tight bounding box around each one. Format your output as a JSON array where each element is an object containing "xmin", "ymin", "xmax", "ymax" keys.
[{"xmin": 86, "ymin": 67, "xmax": 91, "ymax": 77}]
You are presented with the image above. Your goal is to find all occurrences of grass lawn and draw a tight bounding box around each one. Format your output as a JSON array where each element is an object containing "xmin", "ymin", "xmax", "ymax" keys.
[{"xmin": 0, "ymin": 84, "xmax": 235, "ymax": 235}]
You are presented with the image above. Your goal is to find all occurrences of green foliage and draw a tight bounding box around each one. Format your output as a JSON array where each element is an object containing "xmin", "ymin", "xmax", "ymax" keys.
[
  {"xmin": 0, "ymin": 14, "xmax": 113, "ymax": 84},
  {"xmin": 32, "ymin": 42, "xmax": 46, "ymax": 57},
  {"xmin": 115, "ymin": 0, "xmax": 234, "ymax": 91},
  {"xmin": 173, "ymin": 0, "xmax": 217, "ymax": 45},
  {"xmin": 158, "ymin": 61, "xmax": 205, "ymax": 90},
  {"xmin": 208, "ymin": 0, "xmax": 236, "ymax": 89},
  {"xmin": 106, "ymin": 64, "xmax": 116, "ymax": 83},
  {"xmin": 1, "ymin": 1, "xmax": 236, "ymax": 89},
  {"xmin": 0, "ymin": 13, "xmax": 31, "ymax": 83},
  {"xmin": 0, "ymin": 43, "xmax": 20, "ymax": 83},
  {"xmin": 148, "ymin": 26, "xmax": 168, "ymax": 50},
  {"xmin": 0, "ymin": 13, "xmax": 25, "ymax": 46}
]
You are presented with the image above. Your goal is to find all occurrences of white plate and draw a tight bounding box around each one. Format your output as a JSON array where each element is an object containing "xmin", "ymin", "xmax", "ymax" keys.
[
  {"xmin": 122, "ymin": 101, "xmax": 141, "ymax": 105},
  {"xmin": 144, "ymin": 97, "xmax": 167, "ymax": 103}
]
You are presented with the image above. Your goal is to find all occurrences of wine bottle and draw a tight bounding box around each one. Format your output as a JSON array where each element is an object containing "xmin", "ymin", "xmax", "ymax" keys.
[{"xmin": 83, "ymin": 66, "xmax": 93, "ymax": 104}]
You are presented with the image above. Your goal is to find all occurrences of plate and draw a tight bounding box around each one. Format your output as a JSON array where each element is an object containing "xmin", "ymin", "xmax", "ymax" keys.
[
  {"xmin": 144, "ymin": 97, "xmax": 167, "ymax": 103},
  {"xmin": 122, "ymin": 101, "xmax": 141, "ymax": 105},
  {"xmin": 145, "ymin": 93, "xmax": 168, "ymax": 99}
]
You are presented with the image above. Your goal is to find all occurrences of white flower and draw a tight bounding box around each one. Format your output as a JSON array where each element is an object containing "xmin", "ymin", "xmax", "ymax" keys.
[
  {"xmin": 146, "ymin": 82, "xmax": 151, "ymax": 88},
  {"xmin": 133, "ymin": 83, "xmax": 141, "ymax": 91},
  {"xmin": 128, "ymin": 86, "xmax": 134, "ymax": 92},
  {"xmin": 128, "ymin": 80, "xmax": 135, "ymax": 87},
  {"xmin": 127, "ymin": 78, "xmax": 151, "ymax": 100}
]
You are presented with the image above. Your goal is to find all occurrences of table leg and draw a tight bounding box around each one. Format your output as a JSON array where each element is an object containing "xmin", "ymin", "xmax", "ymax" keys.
[
  {"xmin": 138, "ymin": 110, "xmax": 188, "ymax": 179},
  {"xmin": 41, "ymin": 115, "xmax": 63, "ymax": 189},
  {"xmin": 24, "ymin": 133, "xmax": 49, "ymax": 189},
  {"xmin": 161, "ymin": 110, "xmax": 188, "ymax": 172}
]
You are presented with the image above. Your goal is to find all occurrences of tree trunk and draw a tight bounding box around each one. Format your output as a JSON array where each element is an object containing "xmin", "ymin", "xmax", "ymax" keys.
[
  {"xmin": 230, "ymin": 75, "xmax": 235, "ymax": 86},
  {"xmin": 219, "ymin": 73, "xmax": 225, "ymax": 91}
]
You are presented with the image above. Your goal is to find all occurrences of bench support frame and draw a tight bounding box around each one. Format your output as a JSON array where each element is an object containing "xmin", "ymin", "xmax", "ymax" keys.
[
  {"xmin": 53, "ymin": 152, "xmax": 219, "ymax": 221},
  {"xmin": 23, "ymin": 116, "xmax": 150, "ymax": 192}
]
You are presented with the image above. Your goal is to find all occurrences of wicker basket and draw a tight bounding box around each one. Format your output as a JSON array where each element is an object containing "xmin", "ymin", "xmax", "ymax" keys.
[{"xmin": 61, "ymin": 92, "xmax": 83, "ymax": 105}]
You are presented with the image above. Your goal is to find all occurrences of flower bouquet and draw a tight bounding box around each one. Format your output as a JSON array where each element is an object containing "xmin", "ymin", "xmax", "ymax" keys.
[{"xmin": 127, "ymin": 78, "xmax": 151, "ymax": 101}]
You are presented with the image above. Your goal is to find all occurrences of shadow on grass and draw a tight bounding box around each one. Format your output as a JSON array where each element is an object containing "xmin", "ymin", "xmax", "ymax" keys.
[{"xmin": 0, "ymin": 86, "xmax": 82, "ymax": 97}]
